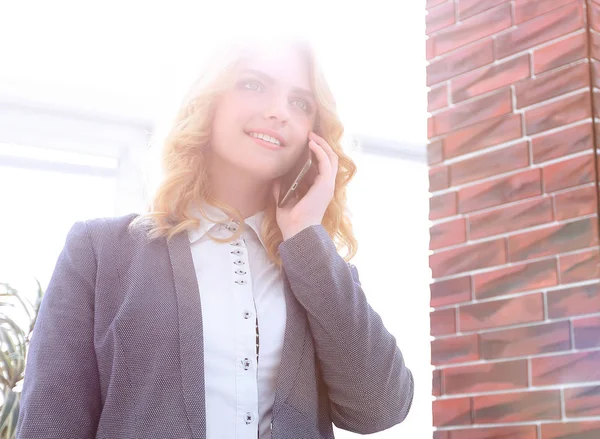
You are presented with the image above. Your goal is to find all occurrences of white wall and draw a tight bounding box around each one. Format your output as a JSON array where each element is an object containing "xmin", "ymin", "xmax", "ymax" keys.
[{"xmin": 338, "ymin": 147, "xmax": 431, "ymax": 438}]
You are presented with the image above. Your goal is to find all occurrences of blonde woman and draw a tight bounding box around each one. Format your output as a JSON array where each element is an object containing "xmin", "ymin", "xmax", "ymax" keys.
[{"xmin": 16, "ymin": 36, "xmax": 414, "ymax": 439}]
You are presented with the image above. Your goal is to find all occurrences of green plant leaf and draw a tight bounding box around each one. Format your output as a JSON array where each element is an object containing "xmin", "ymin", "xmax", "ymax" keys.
[
  {"xmin": 0, "ymin": 281, "xmax": 44, "ymax": 438},
  {"xmin": 0, "ymin": 389, "xmax": 18, "ymax": 438},
  {"xmin": 0, "ymin": 319, "xmax": 26, "ymax": 385},
  {"xmin": 0, "ymin": 347, "xmax": 14, "ymax": 388}
]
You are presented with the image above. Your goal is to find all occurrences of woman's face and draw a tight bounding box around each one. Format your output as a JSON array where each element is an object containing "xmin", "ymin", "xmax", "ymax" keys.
[{"xmin": 209, "ymin": 43, "xmax": 318, "ymax": 182}]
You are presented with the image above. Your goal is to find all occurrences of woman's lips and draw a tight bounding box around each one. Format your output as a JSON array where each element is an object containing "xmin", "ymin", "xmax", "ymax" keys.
[{"xmin": 247, "ymin": 134, "xmax": 284, "ymax": 150}]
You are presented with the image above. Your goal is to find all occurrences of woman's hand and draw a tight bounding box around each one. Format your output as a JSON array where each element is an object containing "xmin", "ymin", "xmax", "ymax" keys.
[{"xmin": 272, "ymin": 131, "xmax": 339, "ymax": 241}]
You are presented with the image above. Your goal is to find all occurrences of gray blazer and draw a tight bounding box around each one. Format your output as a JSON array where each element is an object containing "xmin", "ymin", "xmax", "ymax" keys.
[{"xmin": 16, "ymin": 213, "xmax": 414, "ymax": 439}]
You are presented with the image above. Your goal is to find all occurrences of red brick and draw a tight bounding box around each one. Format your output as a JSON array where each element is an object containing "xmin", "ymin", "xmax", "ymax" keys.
[
  {"xmin": 429, "ymin": 116, "xmax": 435, "ymax": 138},
  {"xmin": 427, "ymin": 37, "xmax": 435, "ymax": 60},
  {"xmin": 434, "ymin": 431, "xmax": 450, "ymax": 439},
  {"xmin": 542, "ymin": 422, "xmax": 600, "ymax": 439},
  {"xmin": 457, "ymin": 0, "xmax": 510, "ymax": 20},
  {"xmin": 472, "ymin": 390, "xmax": 561, "ymax": 423},
  {"xmin": 431, "ymin": 276, "xmax": 472, "ymax": 307},
  {"xmin": 592, "ymin": 59, "xmax": 600, "ymax": 87},
  {"xmin": 447, "ymin": 426, "xmax": 537, "ymax": 439},
  {"xmin": 452, "ymin": 55, "xmax": 530, "ymax": 103},
  {"xmin": 532, "ymin": 350, "xmax": 600, "ymax": 386},
  {"xmin": 432, "ymin": 397, "xmax": 471, "ymax": 426},
  {"xmin": 573, "ymin": 316, "xmax": 600, "ymax": 349},
  {"xmin": 514, "ymin": 0, "xmax": 578, "ymax": 24},
  {"xmin": 431, "ymin": 308, "xmax": 457, "ymax": 336},
  {"xmin": 427, "ymin": 39, "xmax": 494, "ymax": 86},
  {"xmin": 524, "ymin": 91, "xmax": 591, "ymax": 136},
  {"xmin": 591, "ymin": 1, "xmax": 600, "ymax": 33},
  {"xmin": 533, "ymin": 31, "xmax": 588, "ymax": 74},
  {"xmin": 427, "ymin": 0, "xmax": 448, "ymax": 9},
  {"xmin": 590, "ymin": 58, "xmax": 599, "ymax": 85},
  {"xmin": 542, "ymin": 153, "xmax": 595, "ymax": 193},
  {"xmin": 430, "ymin": 164, "xmax": 450, "ymax": 192},
  {"xmin": 592, "ymin": 29, "xmax": 600, "ymax": 60},
  {"xmin": 548, "ymin": 283, "xmax": 600, "ymax": 318},
  {"xmin": 460, "ymin": 293, "xmax": 544, "ymax": 332},
  {"xmin": 433, "ymin": 4, "xmax": 512, "ymax": 56},
  {"xmin": 444, "ymin": 114, "xmax": 522, "ymax": 160},
  {"xmin": 429, "ymin": 83, "xmax": 449, "ymax": 112},
  {"xmin": 480, "ymin": 321, "xmax": 571, "ymax": 359},
  {"xmin": 427, "ymin": 1, "xmax": 456, "ymax": 34},
  {"xmin": 430, "ymin": 239, "xmax": 506, "ymax": 278},
  {"xmin": 430, "ymin": 218, "xmax": 467, "ymax": 250},
  {"xmin": 433, "ymin": 369, "xmax": 443, "ymax": 396},
  {"xmin": 531, "ymin": 122, "xmax": 593, "ymax": 164},
  {"xmin": 560, "ymin": 249, "xmax": 600, "ymax": 283},
  {"xmin": 508, "ymin": 217, "xmax": 598, "ymax": 262},
  {"xmin": 444, "ymin": 360, "xmax": 528, "ymax": 394},
  {"xmin": 515, "ymin": 61, "xmax": 589, "ymax": 108},
  {"xmin": 458, "ymin": 168, "xmax": 542, "ymax": 213},
  {"xmin": 433, "ymin": 88, "xmax": 513, "ymax": 136},
  {"xmin": 428, "ymin": 140, "xmax": 444, "ymax": 165},
  {"xmin": 473, "ymin": 258, "xmax": 557, "ymax": 299},
  {"xmin": 564, "ymin": 385, "xmax": 600, "ymax": 417},
  {"xmin": 450, "ymin": 142, "xmax": 530, "ymax": 186},
  {"xmin": 431, "ymin": 334, "xmax": 479, "ymax": 365},
  {"xmin": 430, "ymin": 191, "xmax": 458, "ymax": 220},
  {"xmin": 469, "ymin": 197, "xmax": 553, "ymax": 241},
  {"xmin": 554, "ymin": 185, "xmax": 598, "ymax": 221},
  {"xmin": 495, "ymin": 2, "xmax": 585, "ymax": 59}
]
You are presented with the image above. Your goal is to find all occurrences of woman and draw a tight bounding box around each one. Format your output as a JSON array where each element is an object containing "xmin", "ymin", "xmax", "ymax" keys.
[{"xmin": 16, "ymin": 35, "xmax": 414, "ymax": 439}]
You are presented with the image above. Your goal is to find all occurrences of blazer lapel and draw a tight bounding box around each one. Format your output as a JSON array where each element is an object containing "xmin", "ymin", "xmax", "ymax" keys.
[
  {"xmin": 166, "ymin": 231, "xmax": 308, "ymax": 433},
  {"xmin": 167, "ymin": 233, "xmax": 207, "ymax": 439}
]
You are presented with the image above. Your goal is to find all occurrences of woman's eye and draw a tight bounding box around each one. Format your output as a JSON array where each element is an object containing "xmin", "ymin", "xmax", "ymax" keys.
[
  {"xmin": 291, "ymin": 99, "xmax": 309, "ymax": 112},
  {"xmin": 243, "ymin": 81, "xmax": 263, "ymax": 92}
]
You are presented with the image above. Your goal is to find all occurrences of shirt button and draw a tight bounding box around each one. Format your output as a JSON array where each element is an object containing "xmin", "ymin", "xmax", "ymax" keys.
[
  {"xmin": 241, "ymin": 358, "xmax": 251, "ymax": 370},
  {"xmin": 245, "ymin": 412, "xmax": 253, "ymax": 424},
  {"xmin": 243, "ymin": 310, "xmax": 252, "ymax": 319}
]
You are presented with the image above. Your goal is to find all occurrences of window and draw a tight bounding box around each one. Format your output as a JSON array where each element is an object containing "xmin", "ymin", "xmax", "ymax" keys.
[
  {"xmin": 0, "ymin": 102, "xmax": 149, "ymax": 298},
  {"xmin": 0, "ymin": 144, "xmax": 118, "ymax": 295}
]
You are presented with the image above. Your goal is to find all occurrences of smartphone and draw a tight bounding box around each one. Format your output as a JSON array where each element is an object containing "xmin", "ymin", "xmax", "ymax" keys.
[{"xmin": 277, "ymin": 142, "xmax": 318, "ymax": 208}]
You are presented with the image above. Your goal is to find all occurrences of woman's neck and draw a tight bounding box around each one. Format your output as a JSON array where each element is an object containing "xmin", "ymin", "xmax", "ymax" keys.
[{"xmin": 206, "ymin": 153, "xmax": 272, "ymax": 219}]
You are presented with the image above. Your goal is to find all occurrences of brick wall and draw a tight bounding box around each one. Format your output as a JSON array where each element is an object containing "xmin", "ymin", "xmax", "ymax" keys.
[{"xmin": 426, "ymin": 1, "xmax": 600, "ymax": 438}]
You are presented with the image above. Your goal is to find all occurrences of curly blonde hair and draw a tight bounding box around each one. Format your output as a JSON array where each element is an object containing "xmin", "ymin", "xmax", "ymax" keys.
[{"xmin": 129, "ymin": 36, "xmax": 358, "ymax": 268}]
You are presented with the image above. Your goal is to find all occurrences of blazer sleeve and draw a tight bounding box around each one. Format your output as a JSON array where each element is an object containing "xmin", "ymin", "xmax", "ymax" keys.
[
  {"xmin": 16, "ymin": 220, "xmax": 101, "ymax": 439},
  {"xmin": 278, "ymin": 224, "xmax": 414, "ymax": 434}
]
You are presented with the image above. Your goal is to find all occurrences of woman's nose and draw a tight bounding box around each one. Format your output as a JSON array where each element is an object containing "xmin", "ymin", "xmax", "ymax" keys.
[{"xmin": 264, "ymin": 94, "xmax": 291, "ymax": 124}]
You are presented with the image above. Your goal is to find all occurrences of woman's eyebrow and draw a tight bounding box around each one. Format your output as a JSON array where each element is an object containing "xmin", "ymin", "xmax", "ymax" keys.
[{"xmin": 240, "ymin": 69, "xmax": 315, "ymax": 100}]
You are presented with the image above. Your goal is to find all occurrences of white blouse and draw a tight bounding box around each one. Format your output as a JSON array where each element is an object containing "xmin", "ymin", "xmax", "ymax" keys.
[{"xmin": 187, "ymin": 201, "xmax": 287, "ymax": 439}]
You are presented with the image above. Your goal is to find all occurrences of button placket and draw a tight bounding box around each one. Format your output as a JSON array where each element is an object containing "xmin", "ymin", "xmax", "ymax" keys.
[
  {"xmin": 226, "ymin": 222, "xmax": 259, "ymax": 432},
  {"xmin": 228, "ymin": 222, "xmax": 248, "ymax": 286}
]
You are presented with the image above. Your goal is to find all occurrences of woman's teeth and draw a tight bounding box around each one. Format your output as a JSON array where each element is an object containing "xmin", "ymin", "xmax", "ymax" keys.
[{"xmin": 249, "ymin": 132, "xmax": 282, "ymax": 146}]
